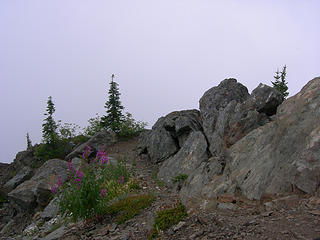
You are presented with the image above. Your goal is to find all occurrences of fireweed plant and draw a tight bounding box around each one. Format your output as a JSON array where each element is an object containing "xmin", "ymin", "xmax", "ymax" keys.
[{"xmin": 51, "ymin": 146, "xmax": 130, "ymax": 221}]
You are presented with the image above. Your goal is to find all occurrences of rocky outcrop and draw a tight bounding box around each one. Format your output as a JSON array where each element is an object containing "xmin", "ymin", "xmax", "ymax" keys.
[
  {"xmin": 66, "ymin": 130, "xmax": 116, "ymax": 160},
  {"xmin": 137, "ymin": 77, "xmax": 320, "ymax": 210},
  {"xmin": 180, "ymin": 77, "xmax": 320, "ymax": 209},
  {"xmin": 158, "ymin": 131, "xmax": 209, "ymax": 187},
  {"xmin": 199, "ymin": 78, "xmax": 250, "ymax": 156},
  {"xmin": 139, "ymin": 110, "xmax": 202, "ymax": 164},
  {"xmin": 7, "ymin": 159, "xmax": 68, "ymax": 210}
]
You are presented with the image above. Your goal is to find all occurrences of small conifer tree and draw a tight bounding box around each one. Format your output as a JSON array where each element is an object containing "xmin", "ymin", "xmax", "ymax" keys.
[
  {"xmin": 26, "ymin": 132, "xmax": 32, "ymax": 150},
  {"xmin": 101, "ymin": 74, "xmax": 124, "ymax": 133},
  {"xmin": 271, "ymin": 65, "xmax": 289, "ymax": 99},
  {"xmin": 42, "ymin": 96, "xmax": 58, "ymax": 145}
]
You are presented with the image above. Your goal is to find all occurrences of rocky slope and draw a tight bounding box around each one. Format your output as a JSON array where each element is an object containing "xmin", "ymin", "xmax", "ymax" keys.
[{"xmin": 0, "ymin": 77, "xmax": 319, "ymax": 239}]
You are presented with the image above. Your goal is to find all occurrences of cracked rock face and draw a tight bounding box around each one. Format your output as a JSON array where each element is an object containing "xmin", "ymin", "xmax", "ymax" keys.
[
  {"xmin": 138, "ymin": 109, "xmax": 202, "ymax": 164},
  {"xmin": 142, "ymin": 77, "xmax": 320, "ymax": 209}
]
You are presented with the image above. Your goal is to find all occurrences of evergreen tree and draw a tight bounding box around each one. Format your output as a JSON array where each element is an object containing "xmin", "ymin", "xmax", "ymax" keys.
[
  {"xmin": 42, "ymin": 96, "xmax": 58, "ymax": 145},
  {"xmin": 26, "ymin": 132, "xmax": 32, "ymax": 150},
  {"xmin": 271, "ymin": 65, "xmax": 289, "ymax": 99},
  {"xmin": 101, "ymin": 74, "xmax": 124, "ymax": 133}
]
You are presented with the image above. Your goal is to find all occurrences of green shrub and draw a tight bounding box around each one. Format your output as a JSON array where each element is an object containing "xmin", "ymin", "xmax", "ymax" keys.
[
  {"xmin": 118, "ymin": 112, "xmax": 147, "ymax": 139},
  {"xmin": 53, "ymin": 147, "xmax": 131, "ymax": 221},
  {"xmin": 150, "ymin": 202, "xmax": 187, "ymax": 239},
  {"xmin": 105, "ymin": 194, "xmax": 155, "ymax": 224},
  {"xmin": 171, "ymin": 174, "xmax": 188, "ymax": 183}
]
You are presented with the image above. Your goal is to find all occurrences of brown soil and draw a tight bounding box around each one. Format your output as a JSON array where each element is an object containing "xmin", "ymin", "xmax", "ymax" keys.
[{"xmin": 53, "ymin": 137, "xmax": 320, "ymax": 240}]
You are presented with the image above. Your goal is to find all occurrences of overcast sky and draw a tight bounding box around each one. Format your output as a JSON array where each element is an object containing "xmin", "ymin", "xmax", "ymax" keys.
[{"xmin": 1, "ymin": 0, "xmax": 319, "ymax": 163}]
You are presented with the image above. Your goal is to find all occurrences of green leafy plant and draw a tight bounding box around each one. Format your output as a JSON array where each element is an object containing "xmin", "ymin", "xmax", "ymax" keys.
[
  {"xmin": 106, "ymin": 194, "xmax": 155, "ymax": 224},
  {"xmin": 57, "ymin": 121, "xmax": 81, "ymax": 139},
  {"xmin": 150, "ymin": 202, "xmax": 187, "ymax": 239},
  {"xmin": 83, "ymin": 113, "xmax": 104, "ymax": 137},
  {"xmin": 52, "ymin": 146, "xmax": 130, "ymax": 221},
  {"xmin": 172, "ymin": 174, "xmax": 188, "ymax": 184},
  {"xmin": 118, "ymin": 112, "xmax": 147, "ymax": 139}
]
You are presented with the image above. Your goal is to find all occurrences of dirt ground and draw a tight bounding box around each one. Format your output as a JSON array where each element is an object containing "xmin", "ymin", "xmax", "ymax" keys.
[{"xmin": 53, "ymin": 137, "xmax": 320, "ymax": 240}]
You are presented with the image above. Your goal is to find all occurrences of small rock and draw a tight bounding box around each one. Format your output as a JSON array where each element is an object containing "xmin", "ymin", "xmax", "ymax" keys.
[
  {"xmin": 173, "ymin": 221, "xmax": 186, "ymax": 232},
  {"xmin": 217, "ymin": 203, "xmax": 236, "ymax": 210},
  {"xmin": 190, "ymin": 230, "xmax": 204, "ymax": 239},
  {"xmin": 261, "ymin": 211, "xmax": 273, "ymax": 217}
]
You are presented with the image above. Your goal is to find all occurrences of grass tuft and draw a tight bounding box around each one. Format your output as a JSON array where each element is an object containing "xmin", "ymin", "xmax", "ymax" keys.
[
  {"xmin": 150, "ymin": 202, "xmax": 187, "ymax": 239},
  {"xmin": 106, "ymin": 193, "xmax": 155, "ymax": 224}
]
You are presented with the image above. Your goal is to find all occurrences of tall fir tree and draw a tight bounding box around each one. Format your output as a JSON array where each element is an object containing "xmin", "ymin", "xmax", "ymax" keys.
[
  {"xmin": 26, "ymin": 132, "xmax": 32, "ymax": 150},
  {"xmin": 101, "ymin": 74, "xmax": 124, "ymax": 133},
  {"xmin": 271, "ymin": 65, "xmax": 289, "ymax": 99},
  {"xmin": 42, "ymin": 96, "xmax": 58, "ymax": 145}
]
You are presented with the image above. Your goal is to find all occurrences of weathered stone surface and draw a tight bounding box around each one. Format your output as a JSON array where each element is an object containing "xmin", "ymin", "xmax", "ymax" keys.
[
  {"xmin": 139, "ymin": 110, "xmax": 202, "ymax": 163},
  {"xmin": 41, "ymin": 197, "xmax": 59, "ymax": 221},
  {"xmin": 8, "ymin": 159, "xmax": 68, "ymax": 210},
  {"xmin": 158, "ymin": 131, "xmax": 208, "ymax": 186},
  {"xmin": 251, "ymin": 83, "xmax": 284, "ymax": 116},
  {"xmin": 188, "ymin": 77, "xmax": 320, "ymax": 203},
  {"xmin": 11, "ymin": 149, "xmax": 35, "ymax": 172},
  {"xmin": 199, "ymin": 78, "xmax": 250, "ymax": 156},
  {"xmin": 66, "ymin": 130, "xmax": 116, "ymax": 160},
  {"xmin": 3, "ymin": 166, "xmax": 33, "ymax": 193}
]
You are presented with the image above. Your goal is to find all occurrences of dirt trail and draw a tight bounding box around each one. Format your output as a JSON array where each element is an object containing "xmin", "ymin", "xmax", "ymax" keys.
[{"xmin": 61, "ymin": 137, "xmax": 320, "ymax": 240}]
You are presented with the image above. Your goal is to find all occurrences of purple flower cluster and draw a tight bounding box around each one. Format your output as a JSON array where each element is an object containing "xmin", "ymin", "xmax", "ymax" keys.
[{"xmin": 96, "ymin": 150, "xmax": 109, "ymax": 165}]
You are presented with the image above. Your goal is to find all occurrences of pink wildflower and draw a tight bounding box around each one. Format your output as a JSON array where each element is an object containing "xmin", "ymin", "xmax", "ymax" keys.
[
  {"xmin": 100, "ymin": 188, "xmax": 107, "ymax": 198},
  {"xmin": 57, "ymin": 174, "xmax": 63, "ymax": 187},
  {"xmin": 49, "ymin": 183, "xmax": 57, "ymax": 194},
  {"xmin": 67, "ymin": 159, "xmax": 74, "ymax": 174},
  {"xmin": 120, "ymin": 175, "xmax": 124, "ymax": 185}
]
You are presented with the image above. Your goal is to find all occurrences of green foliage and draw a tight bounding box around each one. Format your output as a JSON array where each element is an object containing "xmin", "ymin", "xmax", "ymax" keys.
[
  {"xmin": 26, "ymin": 132, "xmax": 32, "ymax": 150},
  {"xmin": 42, "ymin": 96, "xmax": 58, "ymax": 145},
  {"xmin": 57, "ymin": 121, "xmax": 81, "ymax": 139},
  {"xmin": 106, "ymin": 194, "xmax": 155, "ymax": 224},
  {"xmin": 172, "ymin": 174, "xmax": 188, "ymax": 183},
  {"xmin": 34, "ymin": 139, "xmax": 70, "ymax": 162},
  {"xmin": 150, "ymin": 202, "xmax": 187, "ymax": 239},
  {"xmin": 83, "ymin": 113, "xmax": 104, "ymax": 137},
  {"xmin": 118, "ymin": 112, "xmax": 147, "ymax": 139},
  {"xmin": 271, "ymin": 65, "xmax": 289, "ymax": 99},
  {"xmin": 57, "ymin": 149, "xmax": 131, "ymax": 221},
  {"xmin": 101, "ymin": 74, "xmax": 124, "ymax": 133}
]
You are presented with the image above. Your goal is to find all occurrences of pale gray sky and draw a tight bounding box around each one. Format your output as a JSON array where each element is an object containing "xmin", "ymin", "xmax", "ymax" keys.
[{"xmin": 1, "ymin": 0, "xmax": 319, "ymax": 163}]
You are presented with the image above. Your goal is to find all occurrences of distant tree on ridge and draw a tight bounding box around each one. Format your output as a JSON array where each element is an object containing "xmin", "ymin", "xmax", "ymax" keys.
[
  {"xmin": 101, "ymin": 74, "xmax": 124, "ymax": 133},
  {"xmin": 271, "ymin": 65, "xmax": 289, "ymax": 99}
]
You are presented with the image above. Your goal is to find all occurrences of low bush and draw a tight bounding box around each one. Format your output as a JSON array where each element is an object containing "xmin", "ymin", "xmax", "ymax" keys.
[
  {"xmin": 150, "ymin": 202, "xmax": 187, "ymax": 239},
  {"xmin": 106, "ymin": 194, "xmax": 155, "ymax": 224},
  {"xmin": 171, "ymin": 173, "xmax": 188, "ymax": 183}
]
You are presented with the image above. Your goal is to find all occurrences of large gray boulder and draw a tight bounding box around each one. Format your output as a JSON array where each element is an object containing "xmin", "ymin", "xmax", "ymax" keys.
[
  {"xmin": 66, "ymin": 130, "xmax": 116, "ymax": 160},
  {"xmin": 139, "ymin": 110, "xmax": 202, "ymax": 164},
  {"xmin": 180, "ymin": 77, "xmax": 320, "ymax": 209},
  {"xmin": 11, "ymin": 149, "xmax": 35, "ymax": 173},
  {"xmin": 251, "ymin": 83, "xmax": 284, "ymax": 116},
  {"xmin": 199, "ymin": 78, "xmax": 250, "ymax": 156},
  {"xmin": 158, "ymin": 131, "xmax": 209, "ymax": 186},
  {"xmin": 7, "ymin": 159, "xmax": 68, "ymax": 210},
  {"xmin": 3, "ymin": 166, "xmax": 33, "ymax": 193}
]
